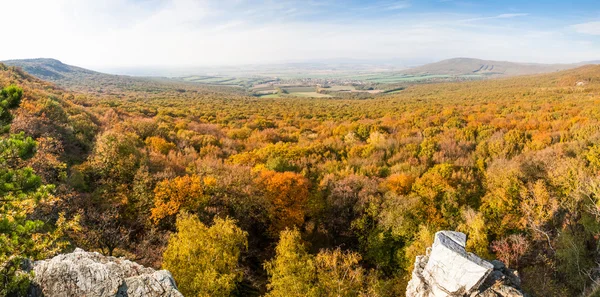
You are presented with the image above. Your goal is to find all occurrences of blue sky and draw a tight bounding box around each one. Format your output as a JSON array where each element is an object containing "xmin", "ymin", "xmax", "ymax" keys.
[{"xmin": 3, "ymin": 0, "xmax": 600, "ymax": 69}]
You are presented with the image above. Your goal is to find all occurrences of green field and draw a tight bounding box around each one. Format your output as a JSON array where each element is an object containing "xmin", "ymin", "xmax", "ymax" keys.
[
  {"xmin": 291, "ymin": 92, "xmax": 332, "ymax": 98},
  {"xmin": 383, "ymin": 88, "xmax": 405, "ymax": 94},
  {"xmin": 257, "ymin": 93, "xmax": 281, "ymax": 98},
  {"xmin": 256, "ymin": 90, "xmax": 332, "ymax": 98},
  {"xmin": 326, "ymin": 85, "xmax": 356, "ymax": 91},
  {"xmin": 284, "ymin": 86, "xmax": 316, "ymax": 92},
  {"xmin": 178, "ymin": 71, "xmax": 484, "ymax": 92},
  {"xmin": 180, "ymin": 75, "xmax": 273, "ymax": 88}
]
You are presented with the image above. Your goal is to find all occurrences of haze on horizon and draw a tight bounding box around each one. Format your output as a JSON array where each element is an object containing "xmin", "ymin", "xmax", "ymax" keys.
[{"xmin": 3, "ymin": 0, "xmax": 600, "ymax": 72}]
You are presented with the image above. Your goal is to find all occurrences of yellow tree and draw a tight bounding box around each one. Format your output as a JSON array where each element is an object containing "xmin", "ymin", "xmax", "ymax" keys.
[
  {"xmin": 163, "ymin": 213, "xmax": 247, "ymax": 297},
  {"xmin": 315, "ymin": 248, "xmax": 365, "ymax": 297},
  {"xmin": 481, "ymin": 160, "xmax": 526, "ymax": 235},
  {"xmin": 520, "ymin": 180, "xmax": 558, "ymax": 245},
  {"xmin": 264, "ymin": 228, "xmax": 318, "ymax": 297},
  {"xmin": 403, "ymin": 225, "xmax": 435, "ymax": 269},
  {"xmin": 265, "ymin": 230, "xmax": 367, "ymax": 297},
  {"xmin": 145, "ymin": 136, "xmax": 176, "ymax": 155},
  {"xmin": 457, "ymin": 208, "xmax": 491, "ymax": 259}
]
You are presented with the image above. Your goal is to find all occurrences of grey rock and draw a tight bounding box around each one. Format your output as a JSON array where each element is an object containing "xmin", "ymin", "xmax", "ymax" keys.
[
  {"xmin": 406, "ymin": 231, "xmax": 526, "ymax": 297},
  {"xmin": 27, "ymin": 248, "xmax": 183, "ymax": 297},
  {"xmin": 491, "ymin": 260, "xmax": 505, "ymax": 270}
]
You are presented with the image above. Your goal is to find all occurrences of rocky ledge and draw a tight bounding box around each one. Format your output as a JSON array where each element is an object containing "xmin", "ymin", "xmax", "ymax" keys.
[
  {"xmin": 406, "ymin": 231, "xmax": 526, "ymax": 297},
  {"xmin": 26, "ymin": 248, "xmax": 183, "ymax": 297}
]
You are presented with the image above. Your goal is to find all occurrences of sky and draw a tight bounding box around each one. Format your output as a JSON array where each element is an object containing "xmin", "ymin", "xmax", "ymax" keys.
[{"xmin": 3, "ymin": 0, "xmax": 600, "ymax": 71}]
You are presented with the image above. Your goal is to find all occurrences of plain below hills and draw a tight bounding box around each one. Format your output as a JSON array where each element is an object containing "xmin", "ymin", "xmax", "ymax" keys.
[{"xmin": 5, "ymin": 57, "xmax": 600, "ymax": 100}]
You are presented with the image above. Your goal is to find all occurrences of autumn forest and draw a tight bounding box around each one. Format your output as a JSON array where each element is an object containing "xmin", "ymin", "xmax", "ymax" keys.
[{"xmin": 3, "ymin": 61, "xmax": 600, "ymax": 297}]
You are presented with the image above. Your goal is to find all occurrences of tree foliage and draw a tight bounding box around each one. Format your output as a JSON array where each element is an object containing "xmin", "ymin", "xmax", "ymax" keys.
[
  {"xmin": 264, "ymin": 229, "xmax": 318, "ymax": 297},
  {"xmin": 163, "ymin": 213, "xmax": 248, "ymax": 297},
  {"xmin": 0, "ymin": 84, "xmax": 76, "ymax": 296},
  {"xmin": 265, "ymin": 228, "xmax": 368, "ymax": 297},
  {"xmin": 151, "ymin": 175, "xmax": 209, "ymax": 224},
  {"xmin": 5, "ymin": 63, "xmax": 600, "ymax": 296},
  {"xmin": 256, "ymin": 170, "xmax": 310, "ymax": 235}
]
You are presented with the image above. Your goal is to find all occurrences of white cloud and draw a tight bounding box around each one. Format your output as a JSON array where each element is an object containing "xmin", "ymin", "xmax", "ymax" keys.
[
  {"xmin": 0, "ymin": 0, "xmax": 598, "ymax": 70},
  {"xmin": 458, "ymin": 12, "xmax": 529, "ymax": 23},
  {"xmin": 572, "ymin": 21, "xmax": 600, "ymax": 36},
  {"xmin": 386, "ymin": 1, "xmax": 411, "ymax": 10},
  {"xmin": 496, "ymin": 13, "xmax": 530, "ymax": 18}
]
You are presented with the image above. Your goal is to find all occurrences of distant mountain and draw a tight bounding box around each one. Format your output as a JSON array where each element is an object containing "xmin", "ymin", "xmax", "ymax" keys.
[
  {"xmin": 582, "ymin": 60, "xmax": 600, "ymax": 65},
  {"xmin": 400, "ymin": 58, "xmax": 587, "ymax": 77},
  {"xmin": 1, "ymin": 58, "xmax": 132, "ymax": 93},
  {"xmin": 2, "ymin": 58, "xmax": 100, "ymax": 81},
  {"xmin": 1, "ymin": 58, "xmax": 246, "ymax": 96}
]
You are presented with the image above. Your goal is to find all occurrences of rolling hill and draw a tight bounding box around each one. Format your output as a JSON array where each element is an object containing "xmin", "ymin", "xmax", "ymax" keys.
[
  {"xmin": 1, "ymin": 58, "xmax": 246, "ymax": 97},
  {"xmin": 2, "ymin": 58, "xmax": 101, "ymax": 81},
  {"xmin": 2, "ymin": 58, "xmax": 161, "ymax": 93},
  {"xmin": 4, "ymin": 58, "xmax": 600, "ymax": 296},
  {"xmin": 400, "ymin": 57, "xmax": 591, "ymax": 77}
]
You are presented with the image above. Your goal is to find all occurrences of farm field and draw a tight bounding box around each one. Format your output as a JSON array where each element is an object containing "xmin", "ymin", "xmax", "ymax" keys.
[
  {"xmin": 257, "ymin": 93, "xmax": 281, "ymax": 98},
  {"xmin": 289, "ymin": 91, "xmax": 332, "ymax": 98},
  {"xmin": 256, "ymin": 89, "xmax": 333, "ymax": 98},
  {"xmin": 246, "ymin": 71, "xmax": 483, "ymax": 84},
  {"xmin": 253, "ymin": 84, "xmax": 370, "ymax": 98},
  {"xmin": 175, "ymin": 69, "xmax": 485, "ymax": 95},
  {"xmin": 179, "ymin": 75, "xmax": 274, "ymax": 88},
  {"xmin": 326, "ymin": 85, "xmax": 357, "ymax": 91}
]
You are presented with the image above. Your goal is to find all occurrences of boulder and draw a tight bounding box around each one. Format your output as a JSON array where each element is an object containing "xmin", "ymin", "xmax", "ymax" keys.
[
  {"xmin": 406, "ymin": 231, "xmax": 526, "ymax": 297},
  {"xmin": 27, "ymin": 248, "xmax": 183, "ymax": 297}
]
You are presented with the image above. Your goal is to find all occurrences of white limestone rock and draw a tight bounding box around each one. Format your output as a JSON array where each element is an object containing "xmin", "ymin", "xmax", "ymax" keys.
[
  {"xmin": 28, "ymin": 248, "xmax": 183, "ymax": 297},
  {"xmin": 406, "ymin": 231, "xmax": 526, "ymax": 297}
]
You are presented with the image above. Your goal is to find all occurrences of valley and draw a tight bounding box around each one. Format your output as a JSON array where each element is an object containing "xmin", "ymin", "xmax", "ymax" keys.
[
  {"xmin": 4, "ymin": 1, "xmax": 600, "ymax": 296},
  {"xmin": 7, "ymin": 57, "xmax": 586, "ymax": 100},
  {"xmin": 5, "ymin": 0, "xmax": 600, "ymax": 297},
  {"xmin": 2, "ymin": 57, "xmax": 600, "ymax": 296}
]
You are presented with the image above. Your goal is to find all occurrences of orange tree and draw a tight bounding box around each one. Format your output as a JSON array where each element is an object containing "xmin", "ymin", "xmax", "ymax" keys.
[{"xmin": 255, "ymin": 170, "xmax": 310, "ymax": 235}]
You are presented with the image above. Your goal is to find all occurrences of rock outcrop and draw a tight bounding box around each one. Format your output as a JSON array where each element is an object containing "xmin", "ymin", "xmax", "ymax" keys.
[
  {"xmin": 27, "ymin": 248, "xmax": 183, "ymax": 297},
  {"xmin": 406, "ymin": 231, "xmax": 526, "ymax": 297}
]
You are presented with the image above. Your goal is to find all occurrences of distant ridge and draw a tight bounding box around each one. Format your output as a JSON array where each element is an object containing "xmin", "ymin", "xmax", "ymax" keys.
[
  {"xmin": 1, "ymin": 58, "xmax": 246, "ymax": 96},
  {"xmin": 1, "ymin": 58, "xmax": 125, "ymax": 94},
  {"xmin": 400, "ymin": 57, "xmax": 597, "ymax": 77},
  {"xmin": 2, "ymin": 58, "xmax": 100, "ymax": 80}
]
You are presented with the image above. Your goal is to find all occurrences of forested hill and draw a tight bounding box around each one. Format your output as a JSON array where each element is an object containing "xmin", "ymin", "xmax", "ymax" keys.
[
  {"xmin": 0, "ymin": 63, "xmax": 99, "ymax": 164},
  {"xmin": 2, "ymin": 58, "xmax": 99, "ymax": 80},
  {"xmin": 400, "ymin": 57, "xmax": 590, "ymax": 77},
  {"xmin": 2, "ymin": 58, "xmax": 115, "ymax": 93},
  {"xmin": 3, "ymin": 63, "xmax": 600, "ymax": 296},
  {"xmin": 2, "ymin": 58, "xmax": 247, "ymax": 97}
]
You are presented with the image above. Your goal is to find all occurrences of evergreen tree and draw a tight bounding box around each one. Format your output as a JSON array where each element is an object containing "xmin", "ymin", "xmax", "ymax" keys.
[{"xmin": 0, "ymin": 85, "xmax": 71, "ymax": 296}]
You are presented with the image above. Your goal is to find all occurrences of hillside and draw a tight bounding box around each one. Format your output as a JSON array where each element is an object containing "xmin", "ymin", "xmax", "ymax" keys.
[
  {"xmin": 2, "ymin": 58, "xmax": 100, "ymax": 80},
  {"xmin": 400, "ymin": 57, "xmax": 585, "ymax": 77},
  {"xmin": 2, "ymin": 58, "xmax": 246, "ymax": 97},
  {"xmin": 0, "ymin": 63, "xmax": 99, "ymax": 163},
  {"xmin": 3, "ymin": 62, "xmax": 600, "ymax": 296},
  {"xmin": 2, "ymin": 58, "xmax": 118, "ymax": 93}
]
